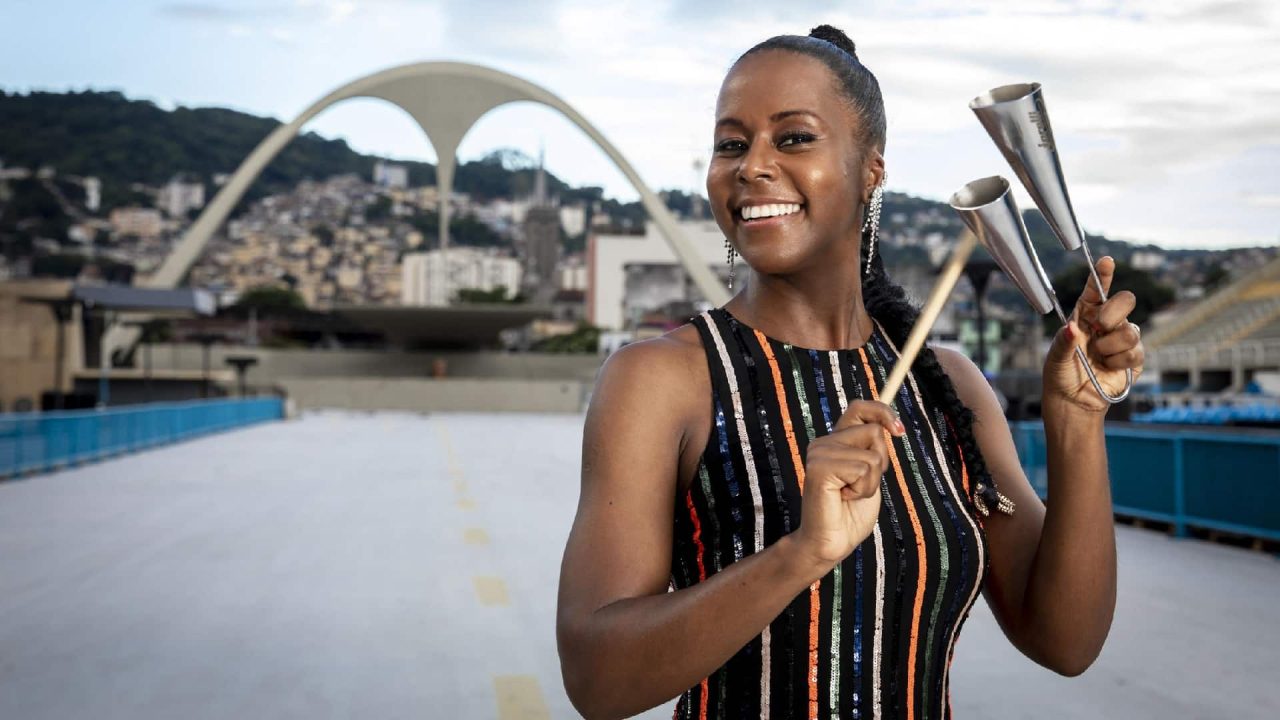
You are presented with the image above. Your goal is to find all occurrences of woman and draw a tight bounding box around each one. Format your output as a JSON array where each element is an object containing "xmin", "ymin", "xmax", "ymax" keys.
[{"xmin": 557, "ymin": 25, "xmax": 1143, "ymax": 720}]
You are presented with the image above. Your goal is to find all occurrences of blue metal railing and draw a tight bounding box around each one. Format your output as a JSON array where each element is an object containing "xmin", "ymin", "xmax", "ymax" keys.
[
  {"xmin": 0, "ymin": 397, "xmax": 284, "ymax": 478},
  {"xmin": 1012, "ymin": 421, "xmax": 1280, "ymax": 542}
]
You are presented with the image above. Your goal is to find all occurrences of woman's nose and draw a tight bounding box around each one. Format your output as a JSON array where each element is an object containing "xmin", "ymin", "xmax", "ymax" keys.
[{"xmin": 737, "ymin": 142, "xmax": 776, "ymax": 183}]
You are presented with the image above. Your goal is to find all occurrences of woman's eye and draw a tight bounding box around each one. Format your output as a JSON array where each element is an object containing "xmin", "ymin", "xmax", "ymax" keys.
[
  {"xmin": 714, "ymin": 139, "xmax": 746, "ymax": 154},
  {"xmin": 778, "ymin": 132, "xmax": 816, "ymax": 148}
]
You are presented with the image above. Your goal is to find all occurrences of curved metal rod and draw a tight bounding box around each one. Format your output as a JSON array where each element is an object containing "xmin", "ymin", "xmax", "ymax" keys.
[
  {"xmin": 1076, "ymin": 237, "xmax": 1134, "ymax": 403},
  {"xmin": 1049, "ymin": 289, "xmax": 1132, "ymax": 404},
  {"xmin": 1073, "ymin": 346, "xmax": 1132, "ymax": 404}
]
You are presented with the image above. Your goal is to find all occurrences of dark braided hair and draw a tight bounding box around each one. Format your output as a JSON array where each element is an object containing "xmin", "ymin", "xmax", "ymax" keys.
[{"xmin": 735, "ymin": 25, "xmax": 1004, "ymax": 515}]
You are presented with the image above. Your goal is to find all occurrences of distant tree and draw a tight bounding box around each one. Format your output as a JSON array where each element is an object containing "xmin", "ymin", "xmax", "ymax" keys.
[
  {"xmin": 531, "ymin": 321, "xmax": 600, "ymax": 353},
  {"xmin": 409, "ymin": 210, "xmax": 504, "ymax": 248},
  {"xmin": 30, "ymin": 253, "xmax": 87, "ymax": 278},
  {"xmin": 1046, "ymin": 260, "xmax": 1175, "ymax": 336},
  {"xmin": 365, "ymin": 195, "xmax": 392, "ymax": 220},
  {"xmin": 1203, "ymin": 262, "xmax": 1230, "ymax": 292},
  {"xmin": 455, "ymin": 286, "xmax": 519, "ymax": 303},
  {"xmin": 29, "ymin": 253, "xmax": 133, "ymax": 282},
  {"xmin": 233, "ymin": 284, "xmax": 306, "ymax": 313},
  {"xmin": 312, "ymin": 224, "xmax": 334, "ymax": 246}
]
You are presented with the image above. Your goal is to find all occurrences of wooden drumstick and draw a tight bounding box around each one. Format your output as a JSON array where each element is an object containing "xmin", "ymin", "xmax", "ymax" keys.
[{"xmin": 880, "ymin": 230, "xmax": 980, "ymax": 405}]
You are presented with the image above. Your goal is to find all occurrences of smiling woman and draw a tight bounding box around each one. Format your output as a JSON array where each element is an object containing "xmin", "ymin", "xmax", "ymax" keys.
[{"xmin": 557, "ymin": 23, "xmax": 1144, "ymax": 720}]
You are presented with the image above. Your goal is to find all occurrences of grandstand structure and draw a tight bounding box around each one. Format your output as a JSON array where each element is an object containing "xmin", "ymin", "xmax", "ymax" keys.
[{"xmin": 1146, "ymin": 254, "xmax": 1280, "ymax": 393}]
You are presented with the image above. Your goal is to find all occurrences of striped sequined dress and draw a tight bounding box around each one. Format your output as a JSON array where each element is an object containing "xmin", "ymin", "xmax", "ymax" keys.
[{"xmin": 670, "ymin": 306, "xmax": 990, "ymax": 720}]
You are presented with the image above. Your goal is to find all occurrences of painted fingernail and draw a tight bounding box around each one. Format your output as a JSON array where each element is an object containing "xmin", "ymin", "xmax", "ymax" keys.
[
  {"xmin": 1066, "ymin": 324, "xmax": 1075, "ymax": 342},
  {"xmin": 893, "ymin": 419, "xmax": 905, "ymax": 435}
]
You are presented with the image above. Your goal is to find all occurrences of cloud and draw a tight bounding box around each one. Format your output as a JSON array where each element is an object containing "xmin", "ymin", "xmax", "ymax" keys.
[
  {"xmin": 1242, "ymin": 193, "xmax": 1280, "ymax": 208},
  {"xmin": 158, "ymin": 0, "xmax": 361, "ymax": 26},
  {"xmin": 142, "ymin": 0, "xmax": 1279, "ymax": 246},
  {"xmin": 158, "ymin": 2, "xmax": 241, "ymax": 20}
]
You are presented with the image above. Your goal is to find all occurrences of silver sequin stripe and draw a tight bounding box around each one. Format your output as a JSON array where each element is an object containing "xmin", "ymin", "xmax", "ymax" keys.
[
  {"xmin": 702, "ymin": 310, "xmax": 771, "ymax": 719},
  {"xmin": 875, "ymin": 320, "xmax": 988, "ymax": 719}
]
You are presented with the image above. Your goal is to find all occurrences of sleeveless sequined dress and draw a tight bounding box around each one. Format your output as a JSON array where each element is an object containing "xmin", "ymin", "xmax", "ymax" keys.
[{"xmin": 669, "ymin": 306, "xmax": 992, "ymax": 720}]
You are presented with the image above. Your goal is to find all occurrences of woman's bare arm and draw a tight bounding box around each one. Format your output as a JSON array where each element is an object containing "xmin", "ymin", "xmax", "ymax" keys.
[
  {"xmin": 936, "ymin": 347, "xmax": 1116, "ymax": 676},
  {"xmin": 556, "ymin": 337, "xmax": 828, "ymax": 720}
]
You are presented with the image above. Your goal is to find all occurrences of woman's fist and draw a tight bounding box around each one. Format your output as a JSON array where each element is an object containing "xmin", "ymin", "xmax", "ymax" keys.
[
  {"xmin": 792, "ymin": 399, "xmax": 904, "ymax": 571},
  {"xmin": 1045, "ymin": 256, "xmax": 1146, "ymax": 413}
]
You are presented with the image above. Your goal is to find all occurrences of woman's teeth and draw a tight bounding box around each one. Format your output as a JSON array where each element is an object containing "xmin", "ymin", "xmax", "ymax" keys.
[{"xmin": 740, "ymin": 203, "xmax": 802, "ymax": 221}]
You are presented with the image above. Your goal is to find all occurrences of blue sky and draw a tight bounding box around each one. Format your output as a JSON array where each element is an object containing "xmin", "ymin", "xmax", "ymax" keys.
[{"xmin": 3, "ymin": 0, "xmax": 1278, "ymax": 249}]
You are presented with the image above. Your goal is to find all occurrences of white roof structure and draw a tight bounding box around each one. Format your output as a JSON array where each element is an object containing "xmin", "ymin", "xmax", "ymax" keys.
[{"xmin": 104, "ymin": 61, "xmax": 728, "ymax": 358}]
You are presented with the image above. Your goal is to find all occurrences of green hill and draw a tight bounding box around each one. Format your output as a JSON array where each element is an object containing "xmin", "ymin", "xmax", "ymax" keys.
[
  {"xmin": 0, "ymin": 89, "xmax": 606, "ymax": 212},
  {"xmin": 0, "ymin": 89, "xmax": 414, "ymax": 210}
]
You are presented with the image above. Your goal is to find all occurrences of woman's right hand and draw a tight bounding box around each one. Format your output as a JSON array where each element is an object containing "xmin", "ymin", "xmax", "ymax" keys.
[{"xmin": 792, "ymin": 400, "xmax": 904, "ymax": 571}]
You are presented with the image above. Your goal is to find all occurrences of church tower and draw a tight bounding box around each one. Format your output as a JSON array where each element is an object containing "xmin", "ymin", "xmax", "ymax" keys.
[{"xmin": 521, "ymin": 146, "xmax": 561, "ymax": 305}]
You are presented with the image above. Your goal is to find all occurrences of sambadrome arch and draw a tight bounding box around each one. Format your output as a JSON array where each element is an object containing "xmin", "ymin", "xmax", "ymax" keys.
[{"xmin": 104, "ymin": 60, "xmax": 728, "ymax": 355}]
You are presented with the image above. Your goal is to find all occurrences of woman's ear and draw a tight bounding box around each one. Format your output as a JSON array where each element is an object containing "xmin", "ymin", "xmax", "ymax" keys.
[{"xmin": 862, "ymin": 149, "xmax": 886, "ymax": 202}]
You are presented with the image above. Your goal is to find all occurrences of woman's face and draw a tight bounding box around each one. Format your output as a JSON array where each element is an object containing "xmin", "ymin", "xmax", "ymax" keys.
[{"xmin": 707, "ymin": 50, "xmax": 877, "ymax": 277}]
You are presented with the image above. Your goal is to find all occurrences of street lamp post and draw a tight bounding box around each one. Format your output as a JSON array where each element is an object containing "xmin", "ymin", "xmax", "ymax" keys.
[
  {"xmin": 963, "ymin": 258, "xmax": 1000, "ymax": 374},
  {"xmin": 191, "ymin": 333, "xmax": 222, "ymax": 400},
  {"xmin": 224, "ymin": 356, "xmax": 259, "ymax": 397}
]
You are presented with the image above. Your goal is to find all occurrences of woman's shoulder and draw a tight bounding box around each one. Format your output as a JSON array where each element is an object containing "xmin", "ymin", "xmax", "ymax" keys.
[
  {"xmin": 604, "ymin": 316, "xmax": 702, "ymax": 355},
  {"xmin": 931, "ymin": 346, "xmax": 983, "ymax": 387},
  {"xmin": 594, "ymin": 319, "xmax": 707, "ymax": 400},
  {"xmin": 589, "ymin": 320, "xmax": 710, "ymax": 458}
]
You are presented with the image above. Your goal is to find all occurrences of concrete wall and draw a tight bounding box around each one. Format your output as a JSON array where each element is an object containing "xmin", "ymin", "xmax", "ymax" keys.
[
  {"xmin": 0, "ymin": 280, "xmax": 82, "ymax": 412},
  {"xmin": 146, "ymin": 343, "xmax": 604, "ymax": 387},
  {"xmin": 590, "ymin": 220, "xmax": 729, "ymax": 330},
  {"xmin": 279, "ymin": 377, "xmax": 589, "ymax": 413}
]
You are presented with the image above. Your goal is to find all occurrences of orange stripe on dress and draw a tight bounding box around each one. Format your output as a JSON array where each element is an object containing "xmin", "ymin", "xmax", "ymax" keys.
[
  {"xmin": 685, "ymin": 492, "xmax": 709, "ymax": 719},
  {"xmin": 859, "ymin": 347, "xmax": 926, "ymax": 720},
  {"xmin": 754, "ymin": 330, "xmax": 821, "ymax": 720},
  {"xmin": 943, "ymin": 420, "xmax": 982, "ymax": 531},
  {"xmin": 944, "ymin": 418, "xmax": 972, "ymax": 496}
]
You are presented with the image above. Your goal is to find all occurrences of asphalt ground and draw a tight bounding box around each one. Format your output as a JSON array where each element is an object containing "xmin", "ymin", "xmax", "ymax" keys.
[{"xmin": 1, "ymin": 411, "xmax": 1276, "ymax": 719}]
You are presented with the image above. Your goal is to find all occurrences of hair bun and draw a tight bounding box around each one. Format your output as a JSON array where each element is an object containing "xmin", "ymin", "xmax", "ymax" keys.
[{"xmin": 808, "ymin": 24, "xmax": 858, "ymax": 60}]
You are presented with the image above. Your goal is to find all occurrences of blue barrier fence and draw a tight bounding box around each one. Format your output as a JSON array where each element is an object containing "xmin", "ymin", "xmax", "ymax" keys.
[
  {"xmin": 1012, "ymin": 421, "xmax": 1280, "ymax": 542},
  {"xmin": 0, "ymin": 397, "xmax": 284, "ymax": 478}
]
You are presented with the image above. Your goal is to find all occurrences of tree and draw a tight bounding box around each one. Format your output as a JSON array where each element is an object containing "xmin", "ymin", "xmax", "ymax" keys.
[
  {"xmin": 531, "ymin": 321, "xmax": 601, "ymax": 353},
  {"xmin": 455, "ymin": 286, "xmax": 520, "ymax": 304},
  {"xmin": 312, "ymin": 224, "xmax": 334, "ymax": 246},
  {"xmin": 1046, "ymin": 260, "xmax": 1175, "ymax": 335},
  {"xmin": 233, "ymin": 284, "xmax": 306, "ymax": 313},
  {"xmin": 1203, "ymin": 262, "xmax": 1230, "ymax": 292}
]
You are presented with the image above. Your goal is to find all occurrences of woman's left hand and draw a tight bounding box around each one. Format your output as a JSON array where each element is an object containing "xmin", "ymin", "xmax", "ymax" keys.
[{"xmin": 1043, "ymin": 256, "xmax": 1145, "ymax": 413}]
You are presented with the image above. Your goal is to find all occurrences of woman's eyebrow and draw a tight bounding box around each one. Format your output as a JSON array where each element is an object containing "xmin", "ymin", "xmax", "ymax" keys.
[{"xmin": 715, "ymin": 109, "xmax": 821, "ymax": 129}]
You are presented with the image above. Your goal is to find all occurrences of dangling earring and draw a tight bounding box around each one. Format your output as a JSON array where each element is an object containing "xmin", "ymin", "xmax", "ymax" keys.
[
  {"xmin": 863, "ymin": 176, "xmax": 885, "ymax": 277},
  {"xmin": 725, "ymin": 238, "xmax": 737, "ymax": 290}
]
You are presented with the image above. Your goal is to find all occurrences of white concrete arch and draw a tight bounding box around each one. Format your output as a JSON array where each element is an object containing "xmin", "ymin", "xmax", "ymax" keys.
[{"xmin": 105, "ymin": 61, "xmax": 727, "ymax": 356}]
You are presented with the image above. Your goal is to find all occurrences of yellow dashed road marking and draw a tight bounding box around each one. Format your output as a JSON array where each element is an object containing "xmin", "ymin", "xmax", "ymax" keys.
[
  {"xmin": 493, "ymin": 675, "xmax": 550, "ymax": 720},
  {"xmin": 474, "ymin": 576, "xmax": 510, "ymax": 606},
  {"xmin": 456, "ymin": 497, "xmax": 476, "ymax": 510},
  {"xmin": 464, "ymin": 527, "xmax": 490, "ymax": 545}
]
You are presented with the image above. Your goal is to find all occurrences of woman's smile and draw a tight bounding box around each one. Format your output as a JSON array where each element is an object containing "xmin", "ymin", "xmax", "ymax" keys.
[{"xmin": 736, "ymin": 201, "xmax": 806, "ymax": 231}]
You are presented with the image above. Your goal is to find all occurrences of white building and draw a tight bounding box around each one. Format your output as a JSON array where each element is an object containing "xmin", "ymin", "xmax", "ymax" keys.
[
  {"xmin": 373, "ymin": 161, "xmax": 409, "ymax": 189},
  {"xmin": 588, "ymin": 220, "xmax": 731, "ymax": 331},
  {"xmin": 1131, "ymin": 250, "xmax": 1166, "ymax": 271},
  {"xmin": 83, "ymin": 177, "xmax": 101, "ymax": 213},
  {"xmin": 560, "ymin": 253, "xmax": 589, "ymax": 291},
  {"xmin": 158, "ymin": 176, "xmax": 206, "ymax": 218},
  {"xmin": 559, "ymin": 204, "xmax": 586, "ymax": 237},
  {"xmin": 401, "ymin": 247, "xmax": 523, "ymax": 307},
  {"xmin": 109, "ymin": 207, "xmax": 164, "ymax": 238}
]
